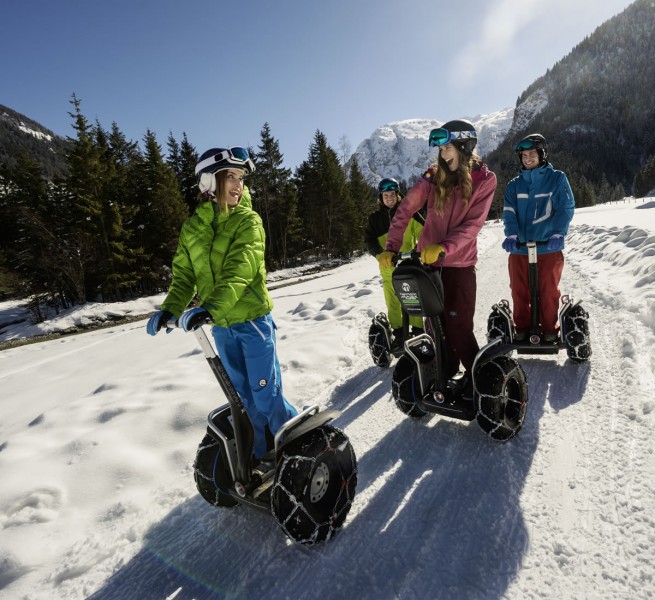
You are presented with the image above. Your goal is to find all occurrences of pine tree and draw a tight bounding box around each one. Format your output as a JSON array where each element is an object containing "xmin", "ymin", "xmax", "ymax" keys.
[
  {"xmin": 296, "ymin": 131, "xmax": 357, "ymax": 259},
  {"xmin": 598, "ymin": 174, "xmax": 612, "ymax": 203},
  {"xmin": 61, "ymin": 95, "xmax": 112, "ymax": 302},
  {"xmin": 251, "ymin": 123, "xmax": 302, "ymax": 269},
  {"xmin": 133, "ymin": 130, "xmax": 188, "ymax": 293},
  {"xmin": 611, "ymin": 182, "xmax": 627, "ymax": 202},
  {"xmin": 347, "ymin": 156, "xmax": 376, "ymax": 251},
  {"xmin": 633, "ymin": 154, "xmax": 655, "ymax": 197},
  {"xmin": 167, "ymin": 132, "xmax": 198, "ymax": 214}
]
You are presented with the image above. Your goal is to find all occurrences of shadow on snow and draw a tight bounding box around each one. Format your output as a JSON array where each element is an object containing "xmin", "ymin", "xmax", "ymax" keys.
[{"xmin": 87, "ymin": 360, "xmax": 560, "ymax": 600}]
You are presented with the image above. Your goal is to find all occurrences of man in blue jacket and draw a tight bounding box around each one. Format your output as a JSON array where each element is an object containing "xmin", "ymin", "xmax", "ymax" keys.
[{"xmin": 501, "ymin": 134, "xmax": 575, "ymax": 342}]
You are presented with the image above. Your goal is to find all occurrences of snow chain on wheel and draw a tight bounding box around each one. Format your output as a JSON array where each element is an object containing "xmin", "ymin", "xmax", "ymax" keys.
[
  {"xmin": 193, "ymin": 434, "xmax": 238, "ymax": 508},
  {"xmin": 271, "ymin": 425, "xmax": 357, "ymax": 546},
  {"xmin": 487, "ymin": 311, "xmax": 510, "ymax": 343},
  {"xmin": 368, "ymin": 320, "xmax": 391, "ymax": 368},
  {"xmin": 391, "ymin": 355, "xmax": 428, "ymax": 419},
  {"xmin": 563, "ymin": 304, "xmax": 592, "ymax": 363},
  {"xmin": 475, "ymin": 355, "xmax": 528, "ymax": 441}
]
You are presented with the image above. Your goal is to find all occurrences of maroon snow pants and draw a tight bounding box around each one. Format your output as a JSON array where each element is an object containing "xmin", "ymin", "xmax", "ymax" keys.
[
  {"xmin": 440, "ymin": 266, "xmax": 479, "ymax": 377},
  {"xmin": 508, "ymin": 251, "xmax": 564, "ymax": 335}
]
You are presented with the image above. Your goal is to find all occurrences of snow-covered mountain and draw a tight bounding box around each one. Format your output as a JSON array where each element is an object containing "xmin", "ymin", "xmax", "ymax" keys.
[{"xmin": 352, "ymin": 108, "xmax": 514, "ymax": 187}]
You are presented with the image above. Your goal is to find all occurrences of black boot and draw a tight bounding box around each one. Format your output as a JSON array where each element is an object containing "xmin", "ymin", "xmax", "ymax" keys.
[
  {"xmin": 391, "ymin": 328, "xmax": 403, "ymax": 352},
  {"xmin": 461, "ymin": 372, "xmax": 474, "ymax": 401}
]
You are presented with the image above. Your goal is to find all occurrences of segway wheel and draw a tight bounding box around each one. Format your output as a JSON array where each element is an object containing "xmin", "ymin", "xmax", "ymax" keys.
[
  {"xmin": 391, "ymin": 355, "xmax": 428, "ymax": 419},
  {"xmin": 563, "ymin": 304, "xmax": 592, "ymax": 363},
  {"xmin": 487, "ymin": 310, "xmax": 511, "ymax": 343},
  {"xmin": 193, "ymin": 434, "xmax": 238, "ymax": 508},
  {"xmin": 475, "ymin": 355, "xmax": 528, "ymax": 441},
  {"xmin": 271, "ymin": 425, "xmax": 357, "ymax": 546},
  {"xmin": 368, "ymin": 320, "xmax": 391, "ymax": 368}
]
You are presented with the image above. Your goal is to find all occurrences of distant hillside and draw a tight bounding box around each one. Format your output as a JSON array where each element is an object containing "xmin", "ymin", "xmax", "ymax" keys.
[
  {"xmin": 487, "ymin": 0, "xmax": 655, "ymax": 198},
  {"xmin": 0, "ymin": 104, "xmax": 69, "ymax": 179}
]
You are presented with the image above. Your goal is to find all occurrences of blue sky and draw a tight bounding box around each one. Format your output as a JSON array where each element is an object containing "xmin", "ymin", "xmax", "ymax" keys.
[{"xmin": 2, "ymin": 0, "xmax": 635, "ymax": 170}]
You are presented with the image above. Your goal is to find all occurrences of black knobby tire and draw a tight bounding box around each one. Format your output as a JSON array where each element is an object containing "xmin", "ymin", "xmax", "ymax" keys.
[
  {"xmin": 563, "ymin": 304, "xmax": 592, "ymax": 363},
  {"xmin": 487, "ymin": 310, "xmax": 511, "ymax": 343},
  {"xmin": 475, "ymin": 355, "xmax": 528, "ymax": 441},
  {"xmin": 271, "ymin": 425, "xmax": 357, "ymax": 546},
  {"xmin": 368, "ymin": 321, "xmax": 391, "ymax": 368},
  {"xmin": 193, "ymin": 434, "xmax": 238, "ymax": 507},
  {"xmin": 391, "ymin": 354, "xmax": 428, "ymax": 419}
]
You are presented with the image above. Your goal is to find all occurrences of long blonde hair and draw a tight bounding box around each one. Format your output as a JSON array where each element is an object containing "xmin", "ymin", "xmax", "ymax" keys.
[{"xmin": 429, "ymin": 149, "xmax": 482, "ymax": 216}]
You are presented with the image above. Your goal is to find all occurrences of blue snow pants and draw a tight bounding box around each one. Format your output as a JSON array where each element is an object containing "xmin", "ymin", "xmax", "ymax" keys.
[{"xmin": 211, "ymin": 313, "xmax": 298, "ymax": 459}]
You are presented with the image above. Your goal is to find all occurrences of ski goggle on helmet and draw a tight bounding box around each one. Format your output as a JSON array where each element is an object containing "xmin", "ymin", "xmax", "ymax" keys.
[
  {"xmin": 429, "ymin": 127, "xmax": 477, "ymax": 147},
  {"xmin": 515, "ymin": 134, "xmax": 547, "ymax": 153},
  {"xmin": 195, "ymin": 147, "xmax": 256, "ymax": 195},
  {"xmin": 378, "ymin": 178, "xmax": 399, "ymax": 193}
]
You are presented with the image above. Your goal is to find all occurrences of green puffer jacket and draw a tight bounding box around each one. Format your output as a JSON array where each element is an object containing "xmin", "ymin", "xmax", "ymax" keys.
[{"xmin": 160, "ymin": 187, "xmax": 273, "ymax": 327}]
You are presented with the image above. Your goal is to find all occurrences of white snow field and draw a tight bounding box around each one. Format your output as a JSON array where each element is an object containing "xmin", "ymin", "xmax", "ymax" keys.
[{"xmin": 0, "ymin": 199, "xmax": 654, "ymax": 600}]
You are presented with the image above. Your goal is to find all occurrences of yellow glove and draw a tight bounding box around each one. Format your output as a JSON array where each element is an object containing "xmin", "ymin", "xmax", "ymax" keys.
[
  {"xmin": 420, "ymin": 244, "xmax": 445, "ymax": 264},
  {"xmin": 377, "ymin": 251, "xmax": 395, "ymax": 269}
]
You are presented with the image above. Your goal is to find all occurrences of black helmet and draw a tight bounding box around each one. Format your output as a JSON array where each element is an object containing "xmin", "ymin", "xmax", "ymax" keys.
[
  {"xmin": 515, "ymin": 133, "xmax": 548, "ymax": 165},
  {"xmin": 429, "ymin": 119, "xmax": 477, "ymax": 157},
  {"xmin": 378, "ymin": 177, "xmax": 399, "ymax": 193},
  {"xmin": 195, "ymin": 146, "xmax": 255, "ymax": 195}
]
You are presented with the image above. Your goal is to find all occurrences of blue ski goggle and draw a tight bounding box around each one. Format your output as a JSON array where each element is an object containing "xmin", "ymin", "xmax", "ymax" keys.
[
  {"xmin": 429, "ymin": 127, "xmax": 476, "ymax": 148},
  {"xmin": 378, "ymin": 179, "xmax": 399, "ymax": 193},
  {"xmin": 514, "ymin": 138, "xmax": 545, "ymax": 152}
]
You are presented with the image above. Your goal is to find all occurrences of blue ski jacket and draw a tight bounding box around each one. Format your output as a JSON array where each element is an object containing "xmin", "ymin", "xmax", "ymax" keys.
[{"xmin": 502, "ymin": 162, "xmax": 575, "ymax": 255}]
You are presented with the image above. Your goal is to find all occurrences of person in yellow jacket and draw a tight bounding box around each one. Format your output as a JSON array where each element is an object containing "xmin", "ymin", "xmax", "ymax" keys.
[{"xmin": 364, "ymin": 177, "xmax": 425, "ymax": 350}]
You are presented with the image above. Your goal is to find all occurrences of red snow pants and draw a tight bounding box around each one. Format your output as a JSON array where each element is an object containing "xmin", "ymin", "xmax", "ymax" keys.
[{"xmin": 508, "ymin": 251, "xmax": 564, "ymax": 335}]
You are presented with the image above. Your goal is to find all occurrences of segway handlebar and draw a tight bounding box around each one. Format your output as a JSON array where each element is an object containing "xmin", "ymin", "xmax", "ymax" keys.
[
  {"xmin": 164, "ymin": 317, "xmax": 216, "ymax": 359},
  {"xmin": 392, "ymin": 250, "xmax": 445, "ymax": 266},
  {"xmin": 516, "ymin": 240, "xmax": 548, "ymax": 247},
  {"xmin": 394, "ymin": 251, "xmax": 421, "ymax": 264}
]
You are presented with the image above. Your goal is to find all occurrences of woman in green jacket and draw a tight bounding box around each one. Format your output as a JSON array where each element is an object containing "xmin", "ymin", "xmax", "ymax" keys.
[{"xmin": 146, "ymin": 147, "xmax": 297, "ymax": 459}]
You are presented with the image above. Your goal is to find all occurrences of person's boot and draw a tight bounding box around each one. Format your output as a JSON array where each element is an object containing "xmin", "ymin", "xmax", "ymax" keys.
[{"xmin": 391, "ymin": 328, "xmax": 403, "ymax": 352}]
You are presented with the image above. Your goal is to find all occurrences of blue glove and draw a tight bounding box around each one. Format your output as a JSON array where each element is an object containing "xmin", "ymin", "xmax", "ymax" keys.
[
  {"xmin": 146, "ymin": 310, "xmax": 174, "ymax": 336},
  {"xmin": 502, "ymin": 236, "xmax": 518, "ymax": 253},
  {"xmin": 179, "ymin": 307, "xmax": 212, "ymax": 332},
  {"xmin": 546, "ymin": 234, "xmax": 564, "ymax": 252}
]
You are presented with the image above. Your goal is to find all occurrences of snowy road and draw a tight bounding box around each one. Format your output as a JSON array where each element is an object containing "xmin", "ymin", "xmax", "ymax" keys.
[{"xmin": 0, "ymin": 204, "xmax": 654, "ymax": 599}]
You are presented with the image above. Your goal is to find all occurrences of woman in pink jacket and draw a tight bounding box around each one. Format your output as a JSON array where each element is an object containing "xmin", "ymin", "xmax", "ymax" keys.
[{"xmin": 378, "ymin": 119, "xmax": 496, "ymax": 387}]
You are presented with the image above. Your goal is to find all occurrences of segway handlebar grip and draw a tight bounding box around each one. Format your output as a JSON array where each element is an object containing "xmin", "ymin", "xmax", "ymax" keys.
[
  {"xmin": 516, "ymin": 240, "xmax": 548, "ymax": 248},
  {"xmin": 395, "ymin": 250, "xmax": 445, "ymax": 265},
  {"xmin": 394, "ymin": 251, "xmax": 422, "ymax": 264}
]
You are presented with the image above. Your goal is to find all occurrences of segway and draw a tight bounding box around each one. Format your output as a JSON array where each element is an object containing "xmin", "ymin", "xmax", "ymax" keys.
[
  {"xmin": 168, "ymin": 320, "xmax": 358, "ymax": 546},
  {"xmin": 389, "ymin": 253, "xmax": 529, "ymax": 441},
  {"xmin": 487, "ymin": 241, "xmax": 591, "ymax": 362}
]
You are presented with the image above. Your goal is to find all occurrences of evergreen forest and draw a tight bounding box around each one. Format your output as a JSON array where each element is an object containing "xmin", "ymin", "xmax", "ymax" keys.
[{"xmin": 0, "ymin": 97, "xmax": 378, "ymax": 313}]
